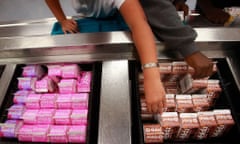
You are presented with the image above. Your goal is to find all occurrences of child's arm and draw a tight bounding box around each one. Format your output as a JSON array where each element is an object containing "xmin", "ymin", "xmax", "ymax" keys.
[
  {"xmin": 119, "ymin": 0, "xmax": 166, "ymax": 113},
  {"xmin": 45, "ymin": 0, "xmax": 78, "ymax": 33}
]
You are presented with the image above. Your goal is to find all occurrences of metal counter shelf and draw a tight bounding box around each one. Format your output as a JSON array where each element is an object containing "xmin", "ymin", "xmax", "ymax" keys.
[
  {"xmin": 0, "ymin": 62, "xmax": 102, "ymax": 144},
  {"xmin": 129, "ymin": 59, "xmax": 240, "ymax": 144}
]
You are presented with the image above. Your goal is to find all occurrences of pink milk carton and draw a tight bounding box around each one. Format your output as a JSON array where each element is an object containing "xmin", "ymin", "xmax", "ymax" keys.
[
  {"xmin": 61, "ymin": 64, "xmax": 80, "ymax": 79},
  {"xmin": 1, "ymin": 120, "xmax": 23, "ymax": 138},
  {"xmin": 22, "ymin": 109, "xmax": 39, "ymax": 124},
  {"xmin": 40, "ymin": 93, "xmax": 57, "ymax": 109},
  {"xmin": 68, "ymin": 125, "xmax": 87, "ymax": 143},
  {"xmin": 18, "ymin": 125, "xmax": 34, "ymax": 142},
  {"xmin": 71, "ymin": 93, "xmax": 89, "ymax": 109},
  {"xmin": 35, "ymin": 76, "xmax": 56, "ymax": 93},
  {"xmin": 58, "ymin": 79, "xmax": 77, "ymax": 94},
  {"xmin": 13, "ymin": 90, "xmax": 32, "ymax": 104},
  {"xmin": 47, "ymin": 64, "xmax": 62, "ymax": 77},
  {"xmin": 32, "ymin": 125, "xmax": 50, "ymax": 142},
  {"xmin": 71, "ymin": 109, "xmax": 88, "ymax": 125},
  {"xmin": 25, "ymin": 93, "xmax": 41, "ymax": 109},
  {"xmin": 18, "ymin": 77, "xmax": 37, "ymax": 90},
  {"xmin": 56, "ymin": 94, "xmax": 72, "ymax": 109},
  {"xmin": 48, "ymin": 125, "xmax": 69, "ymax": 143},
  {"xmin": 22, "ymin": 65, "xmax": 45, "ymax": 79},
  {"xmin": 37, "ymin": 109, "xmax": 55, "ymax": 124},
  {"xmin": 54, "ymin": 109, "xmax": 72, "ymax": 125},
  {"xmin": 77, "ymin": 71, "xmax": 92, "ymax": 93},
  {"xmin": 7, "ymin": 104, "xmax": 25, "ymax": 120}
]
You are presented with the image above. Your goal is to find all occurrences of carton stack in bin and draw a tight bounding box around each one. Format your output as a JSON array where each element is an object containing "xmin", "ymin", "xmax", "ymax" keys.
[
  {"xmin": 0, "ymin": 64, "xmax": 92, "ymax": 143},
  {"xmin": 139, "ymin": 61, "xmax": 235, "ymax": 143}
]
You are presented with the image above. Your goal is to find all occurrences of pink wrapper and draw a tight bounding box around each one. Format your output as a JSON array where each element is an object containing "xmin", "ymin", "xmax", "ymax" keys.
[
  {"xmin": 48, "ymin": 125, "xmax": 69, "ymax": 143},
  {"xmin": 68, "ymin": 125, "xmax": 87, "ymax": 143},
  {"xmin": 71, "ymin": 93, "xmax": 89, "ymax": 109}
]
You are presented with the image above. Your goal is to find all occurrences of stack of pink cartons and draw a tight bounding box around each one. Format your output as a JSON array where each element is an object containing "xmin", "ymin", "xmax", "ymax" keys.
[
  {"xmin": 0, "ymin": 64, "xmax": 92, "ymax": 143},
  {"xmin": 139, "ymin": 61, "xmax": 236, "ymax": 143}
]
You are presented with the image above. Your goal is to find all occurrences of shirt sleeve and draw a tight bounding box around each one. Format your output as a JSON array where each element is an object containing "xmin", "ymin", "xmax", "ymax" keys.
[{"xmin": 114, "ymin": 0, "xmax": 126, "ymax": 9}]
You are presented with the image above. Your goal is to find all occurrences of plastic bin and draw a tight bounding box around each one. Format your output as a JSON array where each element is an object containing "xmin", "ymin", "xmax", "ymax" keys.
[
  {"xmin": 129, "ymin": 59, "xmax": 240, "ymax": 144},
  {"xmin": 0, "ymin": 62, "xmax": 102, "ymax": 144}
]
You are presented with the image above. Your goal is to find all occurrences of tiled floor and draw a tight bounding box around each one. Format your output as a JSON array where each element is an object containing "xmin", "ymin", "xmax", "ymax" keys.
[{"xmin": 0, "ymin": 0, "xmax": 196, "ymax": 22}]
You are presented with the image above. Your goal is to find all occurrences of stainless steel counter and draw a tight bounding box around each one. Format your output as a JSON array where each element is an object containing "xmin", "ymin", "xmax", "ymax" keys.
[{"xmin": 0, "ymin": 16, "xmax": 240, "ymax": 144}]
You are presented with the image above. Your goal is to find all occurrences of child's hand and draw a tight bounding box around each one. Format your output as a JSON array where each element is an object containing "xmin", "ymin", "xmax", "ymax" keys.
[
  {"xmin": 203, "ymin": 8, "xmax": 230, "ymax": 24},
  {"xmin": 60, "ymin": 19, "xmax": 79, "ymax": 34},
  {"xmin": 174, "ymin": 0, "xmax": 189, "ymax": 16},
  {"xmin": 143, "ymin": 68, "xmax": 166, "ymax": 114},
  {"xmin": 185, "ymin": 51, "xmax": 213, "ymax": 79}
]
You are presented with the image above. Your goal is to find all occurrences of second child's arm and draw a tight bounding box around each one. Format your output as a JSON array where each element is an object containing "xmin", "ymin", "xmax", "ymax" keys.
[
  {"xmin": 45, "ymin": 0, "xmax": 78, "ymax": 33},
  {"xmin": 119, "ymin": 0, "xmax": 166, "ymax": 113}
]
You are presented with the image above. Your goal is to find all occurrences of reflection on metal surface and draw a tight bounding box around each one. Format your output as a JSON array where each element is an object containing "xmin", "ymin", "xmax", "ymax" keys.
[
  {"xmin": 98, "ymin": 60, "xmax": 131, "ymax": 144},
  {"xmin": 0, "ymin": 64, "xmax": 16, "ymax": 108}
]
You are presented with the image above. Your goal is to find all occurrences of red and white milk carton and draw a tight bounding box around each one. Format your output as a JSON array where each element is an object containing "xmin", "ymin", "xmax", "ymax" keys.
[
  {"xmin": 176, "ymin": 113, "xmax": 199, "ymax": 141},
  {"xmin": 163, "ymin": 94, "xmax": 176, "ymax": 112},
  {"xmin": 156, "ymin": 112, "xmax": 180, "ymax": 140},
  {"xmin": 143, "ymin": 124, "xmax": 164, "ymax": 143},
  {"xmin": 194, "ymin": 111, "xmax": 217, "ymax": 140},
  {"xmin": 176, "ymin": 94, "xmax": 194, "ymax": 113},
  {"xmin": 209, "ymin": 109, "xmax": 235, "ymax": 138},
  {"xmin": 192, "ymin": 94, "xmax": 210, "ymax": 112}
]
